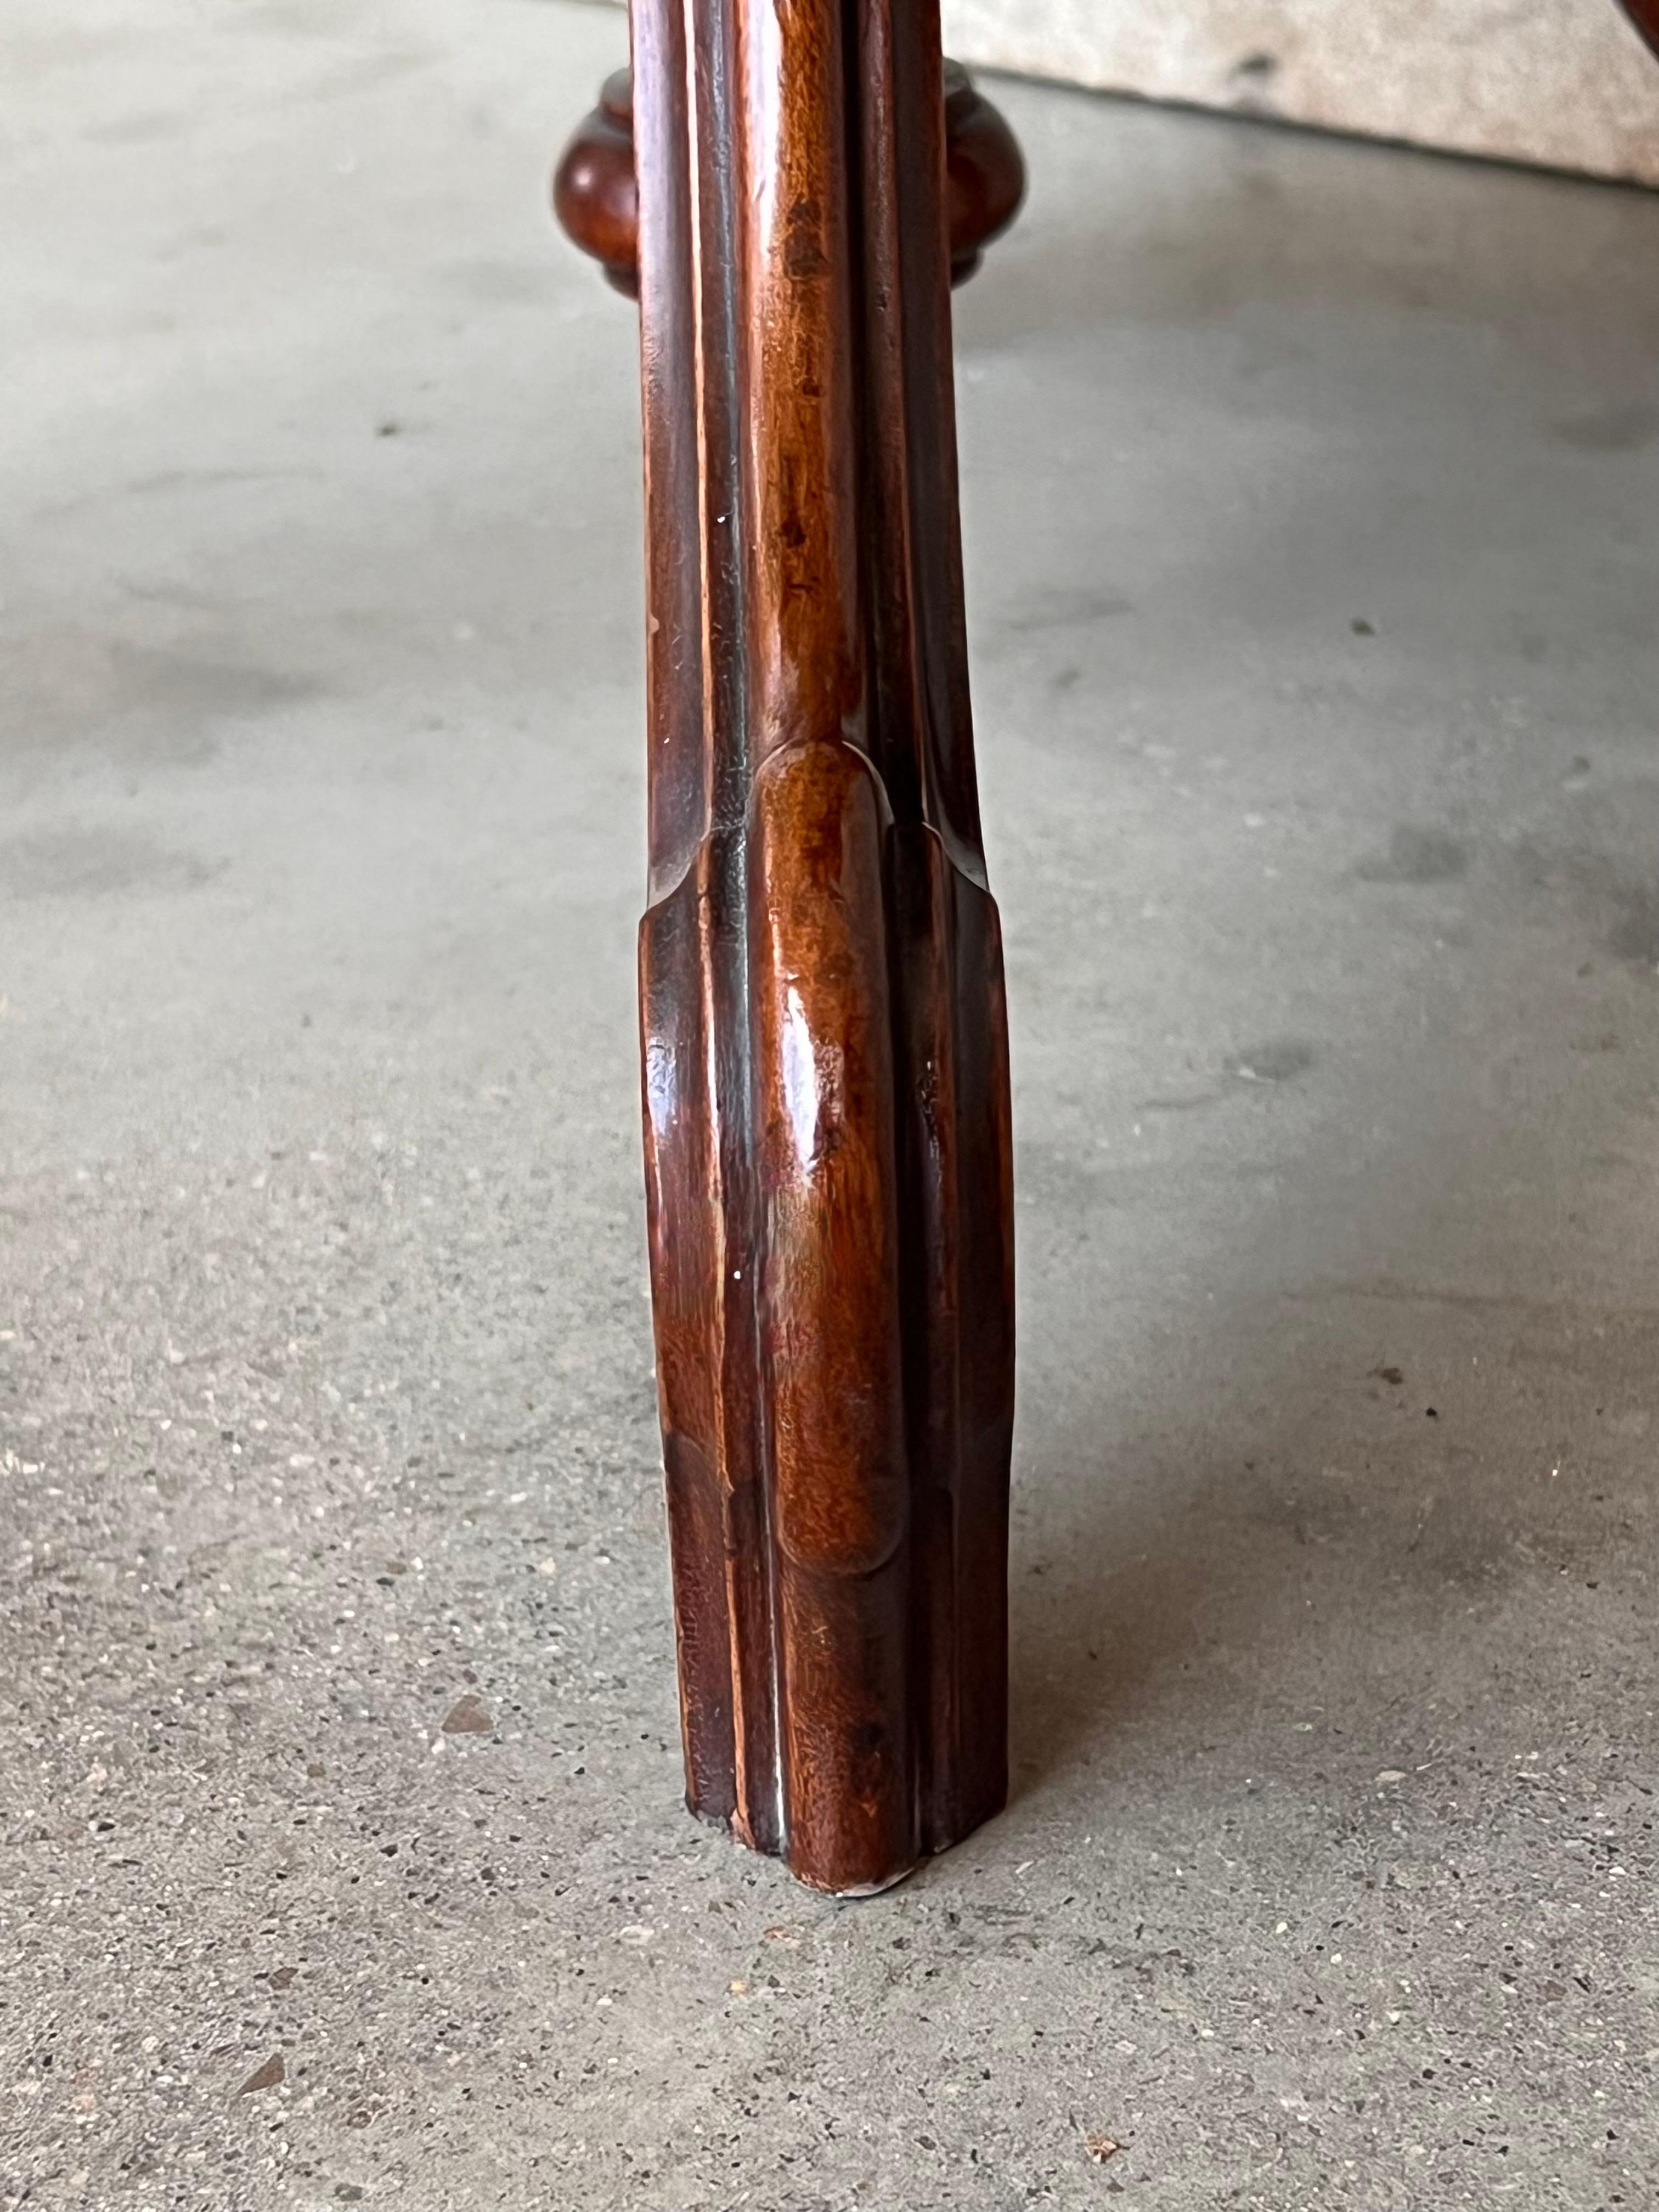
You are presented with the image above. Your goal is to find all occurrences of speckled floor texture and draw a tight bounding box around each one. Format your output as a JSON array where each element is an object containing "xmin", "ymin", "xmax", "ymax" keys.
[{"xmin": 5, "ymin": 3, "xmax": 1659, "ymax": 2207}]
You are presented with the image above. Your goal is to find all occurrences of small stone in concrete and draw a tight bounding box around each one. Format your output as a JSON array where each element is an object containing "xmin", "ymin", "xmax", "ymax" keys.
[{"xmin": 238, "ymin": 2055, "xmax": 285, "ymax": 2096}]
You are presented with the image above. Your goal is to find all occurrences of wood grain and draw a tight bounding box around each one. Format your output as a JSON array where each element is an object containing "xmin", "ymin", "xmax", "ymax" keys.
[
  {"xmin": 567, "ymin": 0, "xmax": 1020, "ymax": 1893},
  {"xmin": 551, "ymin": 68, "xmax": 638, "ymax": 296},
  {"xmin": 555, "ymin": 58, "xmax": 1024, "ymax": 301}
]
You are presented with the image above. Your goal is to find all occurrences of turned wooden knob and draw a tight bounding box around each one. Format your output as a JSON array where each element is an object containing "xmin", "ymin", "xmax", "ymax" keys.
[
  {"xmin": 940, "ymin": 61, "xmax": 1025, "ymax": 283},
  {"xmin": 551, "ymin": 67, "xmax": 639, "ymax": 297},
  {"xmin": 554, "ymin": 63, "xmax": 1024, "ymax": 297}
]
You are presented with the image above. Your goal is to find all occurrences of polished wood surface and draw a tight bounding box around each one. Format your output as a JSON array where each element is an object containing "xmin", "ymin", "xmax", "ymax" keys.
[
  {"xmin": 941, "ymin": 61, "xmax": 1025, "ymax": 282},
  {"xmin": 1622, "ymin": 0, "xmax": 1659, "ymax": 53},
  {"xmin": 551, "ymin": 69, "xmax": 637, "ymax": 296},
  {"xmin": 557, "ymin": 0, "xmax": 1016, "ymax": 1893},
  {"xmin": 555, "ymin": 58, "xmax": 1024, "ymax": 300}
]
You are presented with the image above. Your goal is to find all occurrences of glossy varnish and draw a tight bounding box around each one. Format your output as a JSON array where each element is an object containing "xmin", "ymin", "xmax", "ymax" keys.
[
  {"xmin": 555, "ymin": 59, "xmax": 1024, "ymax": 301},
  {"xmin": 560, "ymin": 0, "xmax": 1018, "ymax": 1894}
]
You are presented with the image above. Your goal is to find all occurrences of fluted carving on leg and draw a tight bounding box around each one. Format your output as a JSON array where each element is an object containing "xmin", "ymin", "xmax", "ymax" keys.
[{"xmin": 586, "ymin": 0, "xmax": 1015, "ymax": 1894}]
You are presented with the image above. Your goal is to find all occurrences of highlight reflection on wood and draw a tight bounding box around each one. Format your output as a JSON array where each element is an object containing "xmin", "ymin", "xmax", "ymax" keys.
[
  {"xmin": 555, "ymin": 59, "xmax": 1025, "ymax": 298},
  {"xmin": 556, "ymin": 0, "xmax": 1019, "ymax": 1893}
]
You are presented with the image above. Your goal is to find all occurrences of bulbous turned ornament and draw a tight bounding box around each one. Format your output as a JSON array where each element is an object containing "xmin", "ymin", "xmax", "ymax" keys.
[
  {"xmin": 554, "ymin": 60, "xmax": 1024, "ymax": 296},
  {"xmin": 551, "ymin": 67, "xmax": 639, "ymax": 297},
  {"xmin": 939, "ymin": 60, "xmax": 1024, "ymax": 282}
]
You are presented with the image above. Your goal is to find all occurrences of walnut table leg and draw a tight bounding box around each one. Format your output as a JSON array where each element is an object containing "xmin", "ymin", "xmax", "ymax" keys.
[{"xmin": 558, "ymin": 2, "xmax": 1020, "ymax": 1894}]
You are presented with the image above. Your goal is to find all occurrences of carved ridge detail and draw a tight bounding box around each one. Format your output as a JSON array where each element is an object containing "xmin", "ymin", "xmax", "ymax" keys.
[{"xmin": 610, "ymin": 0, "xmax": 1013, "ymax": 1894}]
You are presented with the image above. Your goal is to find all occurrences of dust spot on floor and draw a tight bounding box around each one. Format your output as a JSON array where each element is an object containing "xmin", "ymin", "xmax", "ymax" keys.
[
  {"xmin": 308, "ymin": 48, "xmax": 433, "ymax": 101},
  {"xmin": 1605, "ymin": 882, "xmax": 1659, "ymax": 969},
  {"xmin": 1550, "ymin": 401, "xmax": 1659, "ymax": 454},
  {"xmin": 1, "ymin": 629, "xmax": 320, "ymax": 765},
  {"xmin": 1356, "ymin": 825, "xmax": 1469, "ymax": 885},
  {"xmin": 0, "ymin": 827, "xmax": 218, "ymax": 901},
  {"xmin": 83, "ymin": 110, "xmax": 187, "ymax": 145},
  {"xmin": 442, "ymin": 258, "xmax": 556, "ymax": 307},
  {"xmin": 1226, "ymin": 1038, "xmax": 1315, "ymax": 1084},
  {"xmin": 996, "ymin": 585, "xmax": 1135, "ymax": 635}
]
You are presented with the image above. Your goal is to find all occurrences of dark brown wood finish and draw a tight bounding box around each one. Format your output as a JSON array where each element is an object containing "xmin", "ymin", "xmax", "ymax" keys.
[
  {"xmin": 941, "ymin": 61, "xmax": 1025, "ymax": 282},
  {"xmin": 1622, "ymin": 0, "xmax": 1659, "ymax": 54},
  {"xmin": 556, "ymin": 0, "xmax": 1017, "ymax": 1894},
  {"xmin": 555, "ymin": 58, "xmax": 1024, "ymax": 300},
  {"xmin": 552, "ymin": 69, "xmax": 639, "ymax": 295}
]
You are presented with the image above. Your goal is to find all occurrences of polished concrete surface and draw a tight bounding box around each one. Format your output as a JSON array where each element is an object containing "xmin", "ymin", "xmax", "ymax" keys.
[{"xmin": 5, "ymin": 3, "xmax": 1659, "ymax": 2206}]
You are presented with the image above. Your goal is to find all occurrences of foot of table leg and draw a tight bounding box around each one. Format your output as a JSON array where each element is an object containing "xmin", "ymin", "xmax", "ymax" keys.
[{"xmin": 569, "ymin": 0, "xmax": 1017, "ymax": 1893}]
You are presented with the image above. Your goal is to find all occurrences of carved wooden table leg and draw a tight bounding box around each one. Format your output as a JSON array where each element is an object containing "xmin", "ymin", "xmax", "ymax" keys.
[{"xmin": 557, "ymin": 8, "xmax": 1020, "ymax": 1894}]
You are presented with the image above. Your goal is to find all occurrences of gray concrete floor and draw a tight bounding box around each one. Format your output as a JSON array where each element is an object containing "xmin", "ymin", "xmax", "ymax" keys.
[{"xmin": 5, "ymin": 2, "xmax": 1659, "ymax": 2206}]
